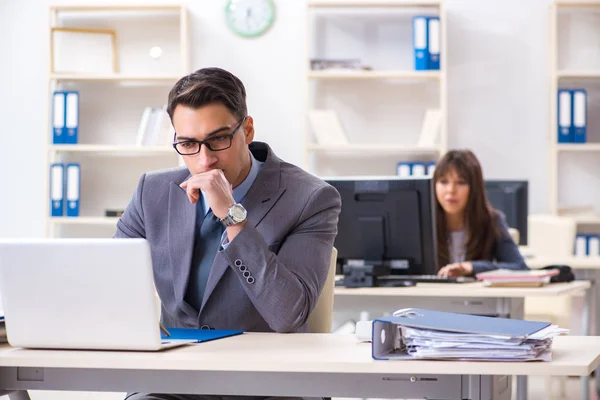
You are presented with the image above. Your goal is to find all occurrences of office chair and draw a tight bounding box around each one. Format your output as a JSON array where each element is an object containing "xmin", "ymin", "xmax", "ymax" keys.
[
  {"xmin": 508, "ymin": 228, "xmax": 520, "ymax": 245},
  {"xmin": 307, "ymin": 247, "xmax": 337, "ymax": 333}
]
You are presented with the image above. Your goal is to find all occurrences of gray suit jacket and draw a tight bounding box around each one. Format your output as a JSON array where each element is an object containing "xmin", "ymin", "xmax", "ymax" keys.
[{"xmin": 114, "ymin": 142, "xmax": 341, "ymax": 333}]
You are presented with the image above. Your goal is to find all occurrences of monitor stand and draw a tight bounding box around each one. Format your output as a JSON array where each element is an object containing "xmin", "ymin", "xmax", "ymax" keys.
[{"xmin": 342, "ymin": 262, "xmax": 390, "ymax": 288}]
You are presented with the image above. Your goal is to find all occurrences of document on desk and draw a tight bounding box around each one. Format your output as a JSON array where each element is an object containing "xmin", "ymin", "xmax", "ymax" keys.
[
  {"xmin": 372, "ymin": 308, "xmax": 568, "ymax": 361},
  {"xmin": 161, "ymin": 328, "xmax": 243, "ymax": 343}
]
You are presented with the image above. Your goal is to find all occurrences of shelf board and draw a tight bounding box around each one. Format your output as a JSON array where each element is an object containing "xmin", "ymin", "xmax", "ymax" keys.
[
  {"xmin": 307, "ymin": 143, "xmax": 440, "ymax": 154},
  {"xmin": 557, "ymin": 70, "xmax": 600, "ymax": 78},
  {"xmin": 308, "ymin": 70, "xmax": 441, "ymax": 80},
  {"xmin": 555, "ymin": 1, "xmax": 600, "ymax": 7},
  {"xmin": 49, "ymin": 217, "xmax": 119, "ymax": 225},
  {"xmin": 557, "ymin": 143, "xmax": 600, "ymax": 151},
  {"xmin": 573, "ymin": 216, "xmax": 600, "ymax": 224},
  {"xmin": 308, "ymin": 0, "xmax": 442, "ymax": 7},
  {"xmin": 50, "ymin": 5, "xmax": 182, "ymax": 12},
  {"xmin": 49, "ymin": 73, "xmax": 181, "ymax": 83},
  {"xmin": 50, "ymin": 145, "xmax": 176, "ymax": 154}
]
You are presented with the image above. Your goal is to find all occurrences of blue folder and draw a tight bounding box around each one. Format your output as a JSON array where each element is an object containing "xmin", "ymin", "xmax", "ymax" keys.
[{"xmin": 161, "ymin": 328, "xmax": 243, "ymax": 343}]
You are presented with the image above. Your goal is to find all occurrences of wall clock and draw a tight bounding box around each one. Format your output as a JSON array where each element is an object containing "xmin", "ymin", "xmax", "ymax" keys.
[{"xmin": 225, "ymin": 0, "xmax": 276, "ymax": 38}]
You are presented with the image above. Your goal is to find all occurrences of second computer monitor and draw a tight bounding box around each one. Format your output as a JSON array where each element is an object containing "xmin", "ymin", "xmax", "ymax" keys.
[
  {"xmin": 484, "ymin": 180, "xmax": 528, "ymax": 245},
  {"xmin": 326, "ymin": 177, "xmax": 438, "ymax": 276}
]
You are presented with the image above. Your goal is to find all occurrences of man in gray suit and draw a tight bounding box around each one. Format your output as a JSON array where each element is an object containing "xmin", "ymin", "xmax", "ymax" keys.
[{"xmin": 115, "ymin": 67, "xmax": 341, "ymax": 400}]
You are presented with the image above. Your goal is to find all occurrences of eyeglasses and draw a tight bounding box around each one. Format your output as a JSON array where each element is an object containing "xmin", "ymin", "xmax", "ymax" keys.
[{"xmin": 172, "ymin": 117, "xmax": 246, "ymax": 156}]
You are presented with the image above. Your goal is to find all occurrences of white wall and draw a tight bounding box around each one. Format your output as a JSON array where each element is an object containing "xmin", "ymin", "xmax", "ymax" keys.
[{"xmin": 0, "ymin": 0, "xmax": 573, "ymax": 238}]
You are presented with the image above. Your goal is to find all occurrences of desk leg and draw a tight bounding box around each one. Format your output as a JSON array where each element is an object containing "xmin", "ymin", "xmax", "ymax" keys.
[
  {"xmin": 505, "ymin": 298, "xmax": 528, "ymax": 400},
  {"xmin": 592, "ymin": 270, "xmax": 600, "ymax": 399},
  {"xmin": 468, "ymin": 375, "xmax": 512, "ymax": 400},
  {"xmin": 580, "ymin": 272, "xmax": 593, "ymax": 400},
  {"xmin": 7, "ymin": 391, "xmax": 31, "ymax": 400}
]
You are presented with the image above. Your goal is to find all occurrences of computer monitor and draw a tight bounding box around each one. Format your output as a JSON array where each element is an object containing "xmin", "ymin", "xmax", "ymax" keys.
[
  {"xmin": 325, "ymin": 177, "xmax": 438, "ymax": 278},
  {"xmin": 484, "ymin": 180, "xmax": 528, "ymax": 245}
]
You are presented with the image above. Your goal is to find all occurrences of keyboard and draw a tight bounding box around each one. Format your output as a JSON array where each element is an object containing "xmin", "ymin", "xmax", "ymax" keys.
[{"xmin": 377, "ymin": 275, "xmax": 476, "ymax": 284}]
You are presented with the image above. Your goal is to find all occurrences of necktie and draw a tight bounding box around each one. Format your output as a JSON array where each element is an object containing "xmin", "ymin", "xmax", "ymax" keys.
[{"xmin": 185, "ymin": 210, "xmax": 225, "ymax": 311}]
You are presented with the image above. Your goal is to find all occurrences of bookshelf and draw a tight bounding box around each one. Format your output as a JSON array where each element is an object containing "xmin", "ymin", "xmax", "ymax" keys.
[
  {"xmin": 307, "ymin": 70, "xmax": 441, "ymax": 80},
  {"xmin": 305, "ymin": 0, "xmax": 447, "ymax": 177},
  {"xmin": 46, "ymin": 4, "xmax": 190, "ymax": 238},
  {"xmin": 549, "ymin": 1, "xmax": 600, "ymax": 227},
  {"xmin": 308, "ymin": 0, "xmax": 442, "ymax": 7}
]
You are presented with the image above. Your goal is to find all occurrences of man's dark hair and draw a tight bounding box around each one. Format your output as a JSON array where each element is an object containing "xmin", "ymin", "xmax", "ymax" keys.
[{"xmin": 167, "ymin": 67, "xmax": 247, "ymax": 121}]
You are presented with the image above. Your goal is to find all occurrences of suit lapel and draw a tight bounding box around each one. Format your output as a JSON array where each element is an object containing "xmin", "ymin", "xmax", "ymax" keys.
[
  {"xmin": 168, "ymin": 180, "xmax": 197, "ymax": 316},
  {"xmin": 199, "ymin": 144, "xmax": 286, "ymax": 312}
]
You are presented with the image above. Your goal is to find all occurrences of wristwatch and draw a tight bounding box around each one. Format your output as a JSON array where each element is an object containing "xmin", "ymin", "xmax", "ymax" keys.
[{"xmin": 220, "ymin": 203, "xmax": 248, "ymax": 227}]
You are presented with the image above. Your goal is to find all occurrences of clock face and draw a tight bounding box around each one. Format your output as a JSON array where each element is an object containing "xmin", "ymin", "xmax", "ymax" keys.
[{"xmin": 225, "ymin": 0, "xmax": 276, "ymax": 38}]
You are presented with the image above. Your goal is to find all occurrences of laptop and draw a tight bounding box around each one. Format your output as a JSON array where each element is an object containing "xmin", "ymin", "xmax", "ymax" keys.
[{"xmin": 0, "ymin": 238, "xmax": 194, "ymax": 351}]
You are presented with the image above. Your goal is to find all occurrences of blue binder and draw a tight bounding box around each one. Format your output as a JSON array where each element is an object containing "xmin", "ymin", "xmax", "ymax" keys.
[
  {"xmin": 49, "ymin": 163, "xmax": 64, "ymax": 217},
  {"xmin": 52, "ymin": 92, "xmax": 66, "ymax": 144},
  {"xmin": 557, "ymin": 89, "xmax": 573, "ymax": 143},
  {"xmin": 64, "ymin": 91, "xmax": 79, "ymax": 144},
  {"xmin": 65, "ymin": 163, "xmax": 80, "ymax": 217},
  {"xmin": 161, "ymin": 328, "xmax": 243, "ymax": 343},
  {"xmin": 372, "ymin": 308, "xmax": 550, "ymax": 360},
  {"xmin": 426, "ymin": 162, "xmax": 436, "ymax": 176},
  {"xmin": 427, "ymin": 17, "xmax": 440, "ymax": 70},
  {"xmin": 412, "ymin": 16, "xmax": 429, "ymax": 71},
  {"xmin": 572, "ymin": 89, "xmax": 587, "ymax": 143},
  {"xmin": 411, "ymin": 162, "xmax": 427, "ymax": 177},
  {"xmin": 397, "ymin": 162, "xmax": 411, "ymax": 177}
]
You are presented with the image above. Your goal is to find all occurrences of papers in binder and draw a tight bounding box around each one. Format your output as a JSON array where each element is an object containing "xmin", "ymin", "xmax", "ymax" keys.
[
  {"xmin": 398, "ymin": 324, "xmax": 566, "ymax": 362},
  {"xmin": 372, "ymin": 308, "xmax": 567, "ymax": 362},
  {"xmin": 308, "ymin": 109, "xmax": 349, "ymax": 146},
  {"xmin": 475, "ymin": 269, "xmax": 560, "ymax": 287}
]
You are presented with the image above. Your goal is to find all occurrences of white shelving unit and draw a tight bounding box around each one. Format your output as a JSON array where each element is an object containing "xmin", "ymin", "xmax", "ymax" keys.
[
  {"xmin": 308, "ymin": 0, "xmax": 442, "ymax": 7},
  {"xmin": 50, "ymin": 144, "xmax": 174, "ymax": 154},
  {"xmin": 46, "ymin": 5, "xmax": 190, "ymax": 237},
  {"xmin": 307, "ymin": 70, "xmax": 441, "ymax": 80},
  {"xmin": 549, "ymin": 1, "xmax": 600, "ymax": 225},
  {"xmin": 305, "ymin": 0, "xmax": 447, "ymax": 177}
]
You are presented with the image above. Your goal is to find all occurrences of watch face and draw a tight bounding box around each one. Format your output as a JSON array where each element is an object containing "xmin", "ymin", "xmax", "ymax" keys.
[
  {"xmin": 230, "ymin": 204, "xmax": 247, "ymax": 221},
  {"xmin": 225, "ymin": 0, "xmax": 276, "ymax": 38}
]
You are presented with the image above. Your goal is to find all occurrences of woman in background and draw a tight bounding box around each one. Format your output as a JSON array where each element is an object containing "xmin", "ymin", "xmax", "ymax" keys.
[{"xmin": 434, "ymin": 149, "xmax": 528, "ymax": 278}]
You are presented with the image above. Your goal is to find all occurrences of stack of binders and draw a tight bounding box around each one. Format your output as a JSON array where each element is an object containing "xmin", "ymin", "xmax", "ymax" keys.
[
  {"xmin": 412, "ymin": 16, "xmax": 440, "ymax": 71},
  {"xmin": 372, "ymin": 308, "xmax": 567, "ymax": 361},
  {"xmin": 575, "ymin": 234, "xmax": 600, "ymax": 257},
  {"xmin": 49, "ymin": 163, "xmax": 80, "ymax": 217},
  {"xmin": 52, "ymin": 91, "xmax": 79, "ymax": 144},
  {"xmin": 397, "ymin": 161, "xmax": 436, "ymax": 177},
  {"xmin": 557, "ymin": 89, "xmax": 587, "ymax": 143}
]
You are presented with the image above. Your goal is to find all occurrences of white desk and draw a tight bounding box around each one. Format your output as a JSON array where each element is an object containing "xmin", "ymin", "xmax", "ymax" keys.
[
  {"xmin": 333, "ymin": 280, "xmax": 592, "ymax": 400},
  {"xmin": 0, "ymin": 334, "xmax": 598, "ymax": 400}
]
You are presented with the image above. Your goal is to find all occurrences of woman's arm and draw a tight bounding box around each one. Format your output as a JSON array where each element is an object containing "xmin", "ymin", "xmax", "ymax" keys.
[{"xmin": 470, "ymin": 212, "xmax": 529, "ymax": 275}]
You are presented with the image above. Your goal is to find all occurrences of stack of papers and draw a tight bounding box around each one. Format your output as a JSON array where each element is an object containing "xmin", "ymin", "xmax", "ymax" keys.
[
  {"xmin": 400, "ymin": 324, "xmax": 567, "ymax": 361},
  {"xmin": 371, "ymin": 308, "xmax": 569, "ymax": 362},
  {"xmin": 475, "ymin": 269, "xmax": 559, "ymax": 287}
]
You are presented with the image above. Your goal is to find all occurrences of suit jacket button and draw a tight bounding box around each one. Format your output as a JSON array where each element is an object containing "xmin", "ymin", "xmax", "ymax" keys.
[
  {"xmin": 243, "ymin": 270, "xmax": 251, "ymax": 278},
  {"xmin": 200, "ymin": 325, "xmax": 210, "ymax": 330},
  {"xmin": 239, "ymin": 264, "xmax": 247, "ymax": 272},
  {"xmin": 234, "ymin": 259, "xmax": 243, "ymax": 267},
  {"xmin": 246, "ymin": 276, "xmax": 255, "ymax": 284}
]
